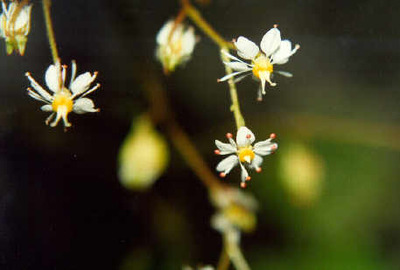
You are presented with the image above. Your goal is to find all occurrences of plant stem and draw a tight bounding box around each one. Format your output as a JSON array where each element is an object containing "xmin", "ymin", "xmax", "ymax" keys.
[
  {"xmin": 42, "ymin": 0, "xmax": 59, "ymax": 64},
  {"xmin": 217, "ymin": 246, "xmax": 231, "ymax": 270},
  {"xmin": 182, "ymin": 0, "xmax": 234, "ymax": 49},
  {"xmin": 220, "ymin": 48, "xmax": 245, "ymax": 129}
]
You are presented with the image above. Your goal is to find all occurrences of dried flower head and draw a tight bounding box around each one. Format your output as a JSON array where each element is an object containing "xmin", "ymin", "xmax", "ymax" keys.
[
  {"xmin": 218, "ymin": 25, "xmax": 299, "ymax": 100},
  {"xmin": 0, "ymin": 0, "xmax": 32, "ymax": 55},
  {"xmin": 215, "ymin": 126, "xmax": 277, "ymax": 188},
  {"xmin": 156, "ymin": 19, "xmax": 196, "ymax": 73},
  {"xmin": 25, "ymin": 60, "xmax": 100, "ymax": 129}
]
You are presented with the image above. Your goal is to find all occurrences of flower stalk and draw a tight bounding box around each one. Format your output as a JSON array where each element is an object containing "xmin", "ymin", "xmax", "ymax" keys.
[{"xmin": 42, "ymin": 0, "xmax": 59, "ymax": 64}]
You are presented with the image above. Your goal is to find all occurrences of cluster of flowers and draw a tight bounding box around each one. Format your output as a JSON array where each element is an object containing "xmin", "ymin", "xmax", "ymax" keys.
[{"xmin": 156, "ymin": 19, "xmax": 299, "ymax": 187}]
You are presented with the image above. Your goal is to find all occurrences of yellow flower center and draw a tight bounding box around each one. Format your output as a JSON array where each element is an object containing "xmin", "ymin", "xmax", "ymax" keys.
[
  {"xmin": 252, "ymin": 54, "xmax": 273, "ymax": 79},
  {"xmin": 52, "ymin": 90, "xmax": 73, "ymax": 113},
  {"xmin": 238, "ymin": 147, "xmax": 255, "ymax": 163}
]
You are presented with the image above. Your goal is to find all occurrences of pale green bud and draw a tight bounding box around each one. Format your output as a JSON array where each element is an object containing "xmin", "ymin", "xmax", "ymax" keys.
[{"xmin": 118, "ymin": 115, "xmax": 169, "ymax": 191}]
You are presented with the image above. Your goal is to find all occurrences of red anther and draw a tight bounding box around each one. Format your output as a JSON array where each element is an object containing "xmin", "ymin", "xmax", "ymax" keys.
[
  {"xmin": 256, "ymin": 167, "xmax": 262, "ymax": 173},
  {"xmin": 270, "ymin": 133, "xmax": 276, "ymax": 139},
  {"xmin": 240, "ymin": 182, "xmax": 247, "ymax": 188},
  {"xmin": 273, "ymin": 24, "xmax": 278, "ymax": 28},
  {"xmin": 62, "ymin": 65, "xmax": 68, "ymax": 69},
  {"xmin": 232, "ymin": 38, "xmax": 237, "ymax": 43},
  {"xmin": 214, "ymin": 149, "xmax": 221, "ymax": 155},
  {"xmin": 257, "ymin": 97, "xmax": 263, "ymax": 102},
  {"xmin": 245, "ymin": 176, "xmax": 251, "ymax": 181},
  {"xmin": 219, "ymin": 172, "xmax": 226, "ymax": 178},
  {"xmin": 246, "ymin": 134, "xmax": 251, "ymax": 139},
  {"xmin": 226, "ymin": 133, "xmax": 233, "ymax": 139}
]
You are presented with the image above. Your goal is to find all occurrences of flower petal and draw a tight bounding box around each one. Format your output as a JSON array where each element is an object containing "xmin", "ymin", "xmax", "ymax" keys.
[
  {"xmin": 215, "ymin": 140, "xmax": 237, "ymax": 155},
  {"xmin": 271, "ymin": 40, "xmax": 299, "ymax": 65},
  {"xmin": 223, "ymin": 61, "xmax": 252, "ymax": 71},
  {"xmin": 45, "ymin": 63, "xmax": 61, "ymax": 93},
  {"xmin": 275, "ymin": 70, "xmax": 293, "ymax": 77},
  {"xmin": 40, "ymin": 104, "xmax": 53, "ymax": 112},
  {"xmin": 234, "ymin": 36, "xmax": 259, "ymax": 60},
  {"xmin": 251, "ymin": 155, "xmax": 263, "ymax": 169},
  {"xmin": 70, "ymin": 72, "xmax": 97, "ymax": 96},
  {"xmin": 14, "ymin": 5, "xmax": 31, "ymax": 31},
  {"xmin": 72, "ymin": 98, "xmax": 99, "ymax": 114},
  {"xmin": 236, "ymin": 127, "xmax": 255, "ymax": 147},
  {"xmin": 239, "ymin": 163, "xmax": 249, "ymax": 183},
  {"xmin": 181, "ymin": 26, "xmax": 196, "ymax": 56},
  {"xmin": 216, "ymin": 155, "xmax": 239, "ymax": 174},
  {"xmin": 254, "ymin": 139, "xmax": 278, "ymax": 156},
  {"xmin": 260, "ymin": 27, "xmax": 281, "ymax": 57},
  {"xmin": 156, "ymin": 20, "xmax": 173, "ymax": 45},
  {"xmin": 218, "ymin": 70, "xmax": 250, "ymax": 82}
]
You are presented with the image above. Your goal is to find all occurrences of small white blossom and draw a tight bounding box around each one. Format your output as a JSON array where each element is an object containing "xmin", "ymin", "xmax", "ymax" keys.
[
  {"xmin": 218, "ymin": 25, "xmax": 299, "ymax": 100},
  {"xmin": 0, "ymin": 0, "xmax": 32, "ymax": 55},
  {"xmin": 214, "ymin": 127, "xmax": 277, "ymax": 188},
  {"xmin": 25, "ymin": 60, "xmax": 100, "ymax": 128},
  {"xmin": 156, "ymin": 19, "xmax": 196, "ymax": 73}
]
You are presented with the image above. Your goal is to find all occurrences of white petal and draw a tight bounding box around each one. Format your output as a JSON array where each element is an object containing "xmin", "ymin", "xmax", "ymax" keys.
[
  {"xmin": 45, "ymin": 64, "xmax": 61, "ymax": 93},
  {"xmin": 223, "ymin": 61, "xmax": 252, "ymax": 71},
  {"xmin": 72, "ymin": 98, "xmax": 99, "ymax": 114},
  {"xmin": 271, "ymin": 40, "xmax": 299, "ymax": 65},
  {"xmin": 156, "ymin": 20, "xmax": 173, "ymax": 45},
  {"xmin": 70, "ymin": 72, "xmax": 97, "ymax": 96},
  {"xmin": 239, "ymin": 163, "xmax": 249, "ymax": 182},
  {"xmin": 260, "ymin": 27, "xmax": 281, "ymax": 57},
  {"xmin": 236, "ymin": 127, "xmax": 255, "ymax": 147},
  {"xmin": 251, "ymin": 155, "xmax": 263, "ymax": 169},
  {"xmin": 221, "ymin": 50, "xmax": 249, "ymax": 64},
  {"xmin": 215, "ymin": 140, "xmax": 237, "ymax": 155},
  {"xmin": 216, "ymin": 155, "xmax": 239, "ymax": 174},
  {"xmin": 14, "ymin": 5, "xmax": 31, "ymax": 31},
  {"xmin": 218, "ymin": 70, "xmax": 250, "ymax": 82},
  {"xmin": 254, "ymin": 139, "xmax": 277, "ymax": 156},
  {"xmin": 234, "ymin": 36, "xmax": 259, "ymax": 60},
  {"xmin": 0, "ymin": 14, "xmax": 6, "ymax": 37},
  {"xmin": 275, "ymin": 70, "xmax": 293, "ymax": 77},
  {"xmin": 41, "ymin": 104, "xmax": 53, "ymax": 112},
  {"xmin": 26, "ymin": 72, "xmax": 53, "ymax": 102},
  {"xmin": 181, "ymin": 26, "xmax": 196, "ymax": 56}
]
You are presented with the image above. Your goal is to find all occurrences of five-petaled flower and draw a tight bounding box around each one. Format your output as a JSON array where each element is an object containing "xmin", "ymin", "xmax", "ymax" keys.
[
  {"xmin": 218, "ymin": 25, "xmax": 299, "ymax": 100},
  {"xmin": 0, "ymin": 0, "xmax": 32, "ymax": 55},
  {"xmin": 215, "ymin": 127, "xmax": 278, "ymax": 188},
  {"xmin": 156, "ymin": 19, "xmax": 196, "ymax": 73},
  {"xmin": 25, "ymin": 60, "xmax": 100, "ymax": 129}
]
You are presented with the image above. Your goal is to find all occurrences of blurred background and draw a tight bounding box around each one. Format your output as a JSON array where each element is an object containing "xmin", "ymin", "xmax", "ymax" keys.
[{"xmin": 0, "ymin": 0, "xmax": 399, "ymax": 269}]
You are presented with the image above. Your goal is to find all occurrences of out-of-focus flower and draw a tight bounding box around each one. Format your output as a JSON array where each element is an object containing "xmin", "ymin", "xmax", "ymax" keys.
[
  {"xmin": 156, "ymin": 19, "xmax": 197, "ymax": 73},
  {"xmin": 118, "ymin": 115, "xmax": 169, "ymax": 191},
  {"xmin": 25, "ymin": 60, "xmax": 100, "ymax": 128},
  {"xmin": 279, "ymin": 142, "xmax": 325, "ymax": 208},
  {"xmin": 211, "ymin": 187, "xmax": 258, "ymax": 233},
  {"xmin": 214, "ymin": 126, "xmax": 277, "ymax": 188},
  {"xmin": 218, "ymin": 25, "xmax": 299, "ymax": 100},
  {"xmin": 0, "ymin": 0, "xmax": 32, "ymax": 55}
]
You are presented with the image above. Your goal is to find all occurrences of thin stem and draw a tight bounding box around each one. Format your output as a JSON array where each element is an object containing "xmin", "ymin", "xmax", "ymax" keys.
[
  {"xmin": 224, "ymin": 230, "xmax": 251, "ymax": 270},
  {"xmin": 140, "ymin": 66, "xmax": 224, "ymax": 192},
  {"xmin": 42, "ymin": 0, "xmax": 59, "ymax": 64},
  {"xmin": 220, "ymin": 49, "xmax": 245, "ymax": 129},
  {"xmin": 182, "ymin": 0, "xmax": 234, "ymax": 49},
  {"xmin": 217, "ymin": 246, "xmax": 231, "ymax": 270}
]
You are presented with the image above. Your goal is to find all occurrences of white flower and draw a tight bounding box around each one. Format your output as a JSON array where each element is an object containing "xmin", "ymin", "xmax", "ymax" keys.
[
  {"xmin": 214, "ymin": 126, "xmax": 277, "ymax": 188},
  {"xmin": 156, "ymin": 19, "xmax": 196, "ymax": 73},
  {"xmin": 25, "ymin": 60, "xmax": 100, "ymax": 128},
  {"xmin": 0, "ymin": 1, "xmax": 32, "ymax": 55},
  {"xmin": 218, "ymin": 25, "xmax": 299, "ymax": 100}
]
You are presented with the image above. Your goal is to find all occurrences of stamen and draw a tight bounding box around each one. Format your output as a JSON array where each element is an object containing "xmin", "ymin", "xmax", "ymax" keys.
[
  {"xmin": 214, "ymin": 149, "xmax": 221, "ymax": 155},
  {"xmin": 273, "ymin": 24, "xmax": 278, "ymax": 28},
  {"xmin": 271, "ymin": 144, "xmax": 278, "ymax": 150},
  {"xmin": 240, "ymin": 182, "xmax": 247, "ymax": 188},
  {"xmin": 246, "ymin": 134, "xmax": 251, "ymax": 139},
  {"xmin": 226, "ymin": 133, "xmax": 233, "ymax": 139},
  {"xmin": 270, "ymin": 133, "xmax": 276, "ymax": 139},
  {"xmin": 256, "ymin": 167, "xmax": 262, "ymax": 173},
  {"xmin": 245, "ymin": 176, "xmax": 251, "ymax": 181},
  {"xmin": 219, "ymin": 172, "xmax": 226, "ymax": 178}
]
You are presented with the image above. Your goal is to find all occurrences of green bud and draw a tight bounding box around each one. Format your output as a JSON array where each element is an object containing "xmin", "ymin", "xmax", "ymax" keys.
[{"xmin": 118, "ymin": 115, "xmax": 169, "ymax": 191}]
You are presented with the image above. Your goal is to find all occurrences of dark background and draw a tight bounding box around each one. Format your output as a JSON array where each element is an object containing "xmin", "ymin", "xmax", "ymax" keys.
[{"xmin": 0, "ymin": 0, "xmax": 399, "ymax": 269}]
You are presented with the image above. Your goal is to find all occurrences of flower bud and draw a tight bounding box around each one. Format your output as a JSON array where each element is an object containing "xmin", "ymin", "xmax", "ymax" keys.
[
  {"xmin": 0, "ymin": 1, "xmax": 32, "ymax": 55},
  {"xmin": 156, "ymin": 19, "xmax": 197, "ymax": 73},
  {"xmin": 118, "ymin": 115, "xmax": 169, "ymax": 191}
]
